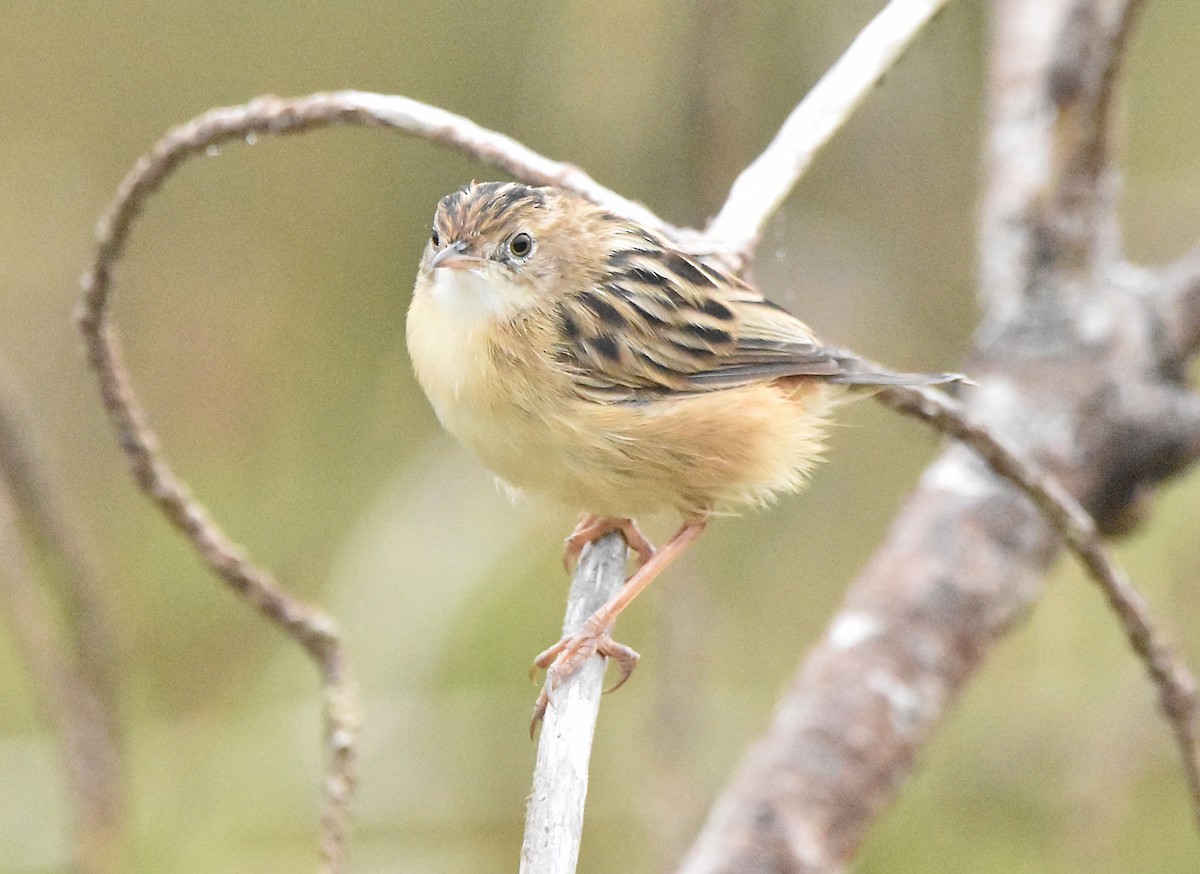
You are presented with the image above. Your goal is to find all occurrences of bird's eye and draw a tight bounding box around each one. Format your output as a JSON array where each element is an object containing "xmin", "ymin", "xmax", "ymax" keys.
[
  {"xmin": 507, "ymin": 232, "xmax": 534, "ymax": 259},
  {"xmin": 431, "ymin": 229, "xmax": 440, "ymax": 246}
]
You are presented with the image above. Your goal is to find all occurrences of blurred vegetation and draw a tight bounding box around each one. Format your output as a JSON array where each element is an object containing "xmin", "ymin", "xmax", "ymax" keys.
[{"xmin": 0, "ymin": 1, "xmax": 1198, "ymax": 871}]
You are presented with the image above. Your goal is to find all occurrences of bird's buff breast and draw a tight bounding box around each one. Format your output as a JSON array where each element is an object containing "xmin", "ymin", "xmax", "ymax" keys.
[
  {"xmin": 407, "ymin": 280, "xmax": 581, "ymax": 501},
  {"xmin": 407, "ymin": 282, "xmax": 835, "ymax": 518}
]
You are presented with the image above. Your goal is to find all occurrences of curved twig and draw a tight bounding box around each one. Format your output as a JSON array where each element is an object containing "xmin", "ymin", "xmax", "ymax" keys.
[
  {"xmin": 878, "ymin": 384, "xmax": 1200, "ymax": 822},
  {"xmin": 73, "ymin": 88, "xmax": 682, "ymax": 873}
]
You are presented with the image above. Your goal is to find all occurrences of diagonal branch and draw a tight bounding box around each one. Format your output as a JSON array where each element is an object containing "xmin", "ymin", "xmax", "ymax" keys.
[
  {"xmin": 0, "ymin": 412, "xmax": 123, "ymax": 873},
  {"xmin": 680, "ymin": 0, "xmax": 1200, "ymax": 869},
  {"xmin": 679, "ymin": 381, "xmax": 1200, "ymax": 873},
  {"xmin": 879, "ymin": 385, "xmax": 1200, "ymax": 818},
  {"xmin": 703, "ymin": 0, "xmax": 955, "ymax": 267},
  {"xmin": 0, "ymin": 375, "xmax": 119, "ymax": 706}
]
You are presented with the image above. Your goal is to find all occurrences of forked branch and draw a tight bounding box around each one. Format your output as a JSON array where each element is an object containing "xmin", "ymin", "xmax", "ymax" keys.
[
  {"xmin": 682, "ymin": 0, "xmax": 1200, "ymax": 869},
  {"xmin": 881, "ymin": 384, "xmax": 1200, "ymax": 820}
]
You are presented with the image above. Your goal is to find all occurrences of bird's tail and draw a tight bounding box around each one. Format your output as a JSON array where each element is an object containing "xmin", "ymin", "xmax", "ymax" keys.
[
  {"xmin": 828, "ymin": 370, "xmax": 967, "ymax": 387},
  {"xmin": 822, "ymin": 348, "xmax": 970, "ymax": 388}
]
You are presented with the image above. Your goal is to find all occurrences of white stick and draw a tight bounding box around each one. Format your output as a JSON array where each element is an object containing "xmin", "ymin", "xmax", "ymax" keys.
[
  {"xmin": 705, "ymin": 0, "xmax": 954, "ymax": 260},
  {"xmin": 519, "ymin": 532, "xmax": 627, "ymax": 874}
]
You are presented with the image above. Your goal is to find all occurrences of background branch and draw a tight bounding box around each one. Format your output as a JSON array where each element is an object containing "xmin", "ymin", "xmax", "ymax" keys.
[
  {"xmin": 678, "ymin": 0, "xmax": 1200, "ymax": 869},
  {"xmin": 0, "ymin": 392, "xmax": 123, "ymax": 873},
  {"xmin": 1160, "ymin": 241, "xmax": 1200, "ymax": 363}
]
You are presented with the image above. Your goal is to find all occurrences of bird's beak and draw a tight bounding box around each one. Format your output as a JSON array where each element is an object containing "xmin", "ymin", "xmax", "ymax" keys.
[{"xmin": 428, "ymin": 240, "xmax": 485, "ymax": 272}]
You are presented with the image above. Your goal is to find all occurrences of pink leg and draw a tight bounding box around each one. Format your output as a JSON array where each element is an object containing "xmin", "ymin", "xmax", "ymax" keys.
[{"xmin": 532, "ymin": 520, "xmax": 708, "ymax": 734}]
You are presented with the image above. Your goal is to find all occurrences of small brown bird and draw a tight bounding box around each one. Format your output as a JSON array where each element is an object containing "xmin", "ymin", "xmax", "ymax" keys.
[{"xmin": 407, "ymin": 181, "xmax": 957, "ymax": 726}]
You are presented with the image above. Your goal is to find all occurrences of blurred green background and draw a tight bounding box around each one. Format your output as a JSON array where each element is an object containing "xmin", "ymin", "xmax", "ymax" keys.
[{"xmin": 2, "ymin": 1, "xmax": 1199, "ymax": 871}]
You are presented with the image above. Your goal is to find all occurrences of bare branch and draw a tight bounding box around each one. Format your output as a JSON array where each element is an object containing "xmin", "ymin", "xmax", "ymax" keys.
[
  {"xmin": 1158, "ymin": 241, "xmax": 1200, "ymax": 363},
  {"xmin": 521, "ymin": 532, "xmax": 627, "ymax": 874},
  {"xmin": 82, "ymin": 91, "xmax": 675, "ymax": 276},
  {"xmin": 703, "ymin": 0, "xmax": 954, "ymax": 266},
  {"xmin": 1045, "ymin": 0, "xmax": 1146, "ymax": 212},
  {"xmin": 0, "ymin": 376, "xmax": 123, "ymax": 873},
  {"xmin": 338, "ymin": 91, "xmax": 673, "ymax": 234},
  {"xmin": 879, "ymin": 385, "xmax": 1200, "ymax": 818},
  {"xmin": 980, "ymin": 0, "xmax": 1144, "ymax": 325},
  {"xmin": 77, "ymin": 316, "xmax": 359, "ymax": 872},
  {"xmin": 74, "ymin": 89, "xmax": 676, "ymax": 872},
  {"xmin": 76, "ymin": 98, "xmax": 380, "ymax": 874},
  {"xmin": 679, "ymin": 385, "xmax": 1200, "ymax": 872},
  {"xmin": 679, "ymin": 0, "xmax": 1200, "ymax": 868},
  {"xmin": 0, "ymin": 374, "xmax": 118, "ymax": 706},
  {"xmin": 0, "ymin": 528, "xmax": 119, "ymax": 871},
  {"xmin": 0, "ymin": 483, "xmax": 124, "ymax": 873}
]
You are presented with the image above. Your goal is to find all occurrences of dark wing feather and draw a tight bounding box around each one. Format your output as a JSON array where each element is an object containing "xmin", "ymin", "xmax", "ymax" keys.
[
  {"xmin": 552, "ymin": 241, "xmax": 961, "ymax": 402},
  {"xmin": 552, "ymin": 246, "xmax": 836, "ymax": 401}
]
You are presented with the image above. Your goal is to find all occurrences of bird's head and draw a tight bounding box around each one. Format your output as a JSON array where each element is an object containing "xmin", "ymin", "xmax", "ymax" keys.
[{"xmin": 418, "ymin": 181, "xmax": 621, "ymax": 323}]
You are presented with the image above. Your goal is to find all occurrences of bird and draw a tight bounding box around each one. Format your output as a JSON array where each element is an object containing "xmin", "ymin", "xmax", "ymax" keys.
[{"xmin": 406, "ymin": 180, "xmax": 960, "ymax": 729}]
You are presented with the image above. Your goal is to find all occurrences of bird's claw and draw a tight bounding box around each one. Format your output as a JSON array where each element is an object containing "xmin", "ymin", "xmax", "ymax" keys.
[
  {"xmin": 562, "ymin": 515, "xmax": 656, "ymax": 571},
  {"xmin": 529, "ymin": 618, "xmax": 640, "ymax": 736}
]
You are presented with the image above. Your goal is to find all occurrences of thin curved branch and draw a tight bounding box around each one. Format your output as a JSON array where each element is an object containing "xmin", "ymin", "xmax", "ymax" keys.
[
  {"xmin": 77, "ymin": 99, "xmax": 371, "ymax": 874},
  {"xmin": 703, "ymin": 0, "xmax": 954, "ymax": 267},
  {"xmin": 83, "ymin": 91, "xmax": 676, "ymax": 276},
  {"xmin": 75, "ymin": 89, "xmax": 680, "ymax": 873},
  {"xmin": 339, "ymin": 91, "xmax": 673, "ymax": 234},
  {"xmin": 76, "ymin": 313, "xmax": 358, "ymax": 870},
  {"xmin": 878, "ymin": 384, "xmax": 1200, "ymax": 817}
]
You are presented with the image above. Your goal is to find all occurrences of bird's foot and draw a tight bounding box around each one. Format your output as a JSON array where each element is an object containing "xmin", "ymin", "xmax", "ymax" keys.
[
  {"xmin": 562, "ymin": 514, "xmax": 655, "ymax": 570},
  {"xmin": 529, "ymin": 613, "xmax": 640, "ymax": 734}
]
